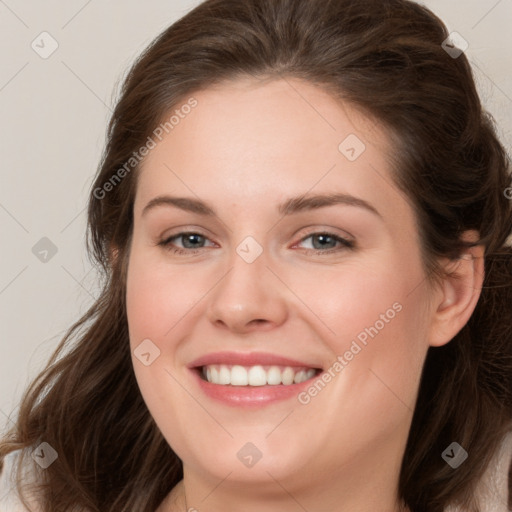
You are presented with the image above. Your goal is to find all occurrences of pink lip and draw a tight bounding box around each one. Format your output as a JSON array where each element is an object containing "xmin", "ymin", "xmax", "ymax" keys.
[
  {"xmin": 188, "ymin": 351, "xmax": 321, "ymax": 369},
  {"xmin": 187, "ymin": 351, "xmax": 322, "ymax": 408}
]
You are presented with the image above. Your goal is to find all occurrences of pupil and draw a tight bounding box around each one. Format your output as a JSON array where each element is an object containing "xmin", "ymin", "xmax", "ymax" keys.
[
  {"xmin": 184, "ymin": 234, "xmax": 203, "ymax": 248},
  {"xmin": 313, "ymin": 234, "xmax": 334, "ymax": 249}
]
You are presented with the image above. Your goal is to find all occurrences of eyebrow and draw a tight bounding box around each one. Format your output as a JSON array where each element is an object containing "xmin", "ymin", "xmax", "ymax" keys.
[{"xmin": 141, "ymin": 193, "xmax": 382, "ymax": 219}]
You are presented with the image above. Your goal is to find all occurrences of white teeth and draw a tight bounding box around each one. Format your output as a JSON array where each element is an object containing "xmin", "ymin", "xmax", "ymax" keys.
[
  {"xmin": 218, "ymin": 365, "xmax": 231, "ymax": 384},
  {"xmin": 201, "ymin": 364, "xmax": 317, "ymax": 386},
  {"xmin": 248, "ymin": 365, "xmax": 267, "ymax": 386},
  {"xmin": 266, "ymin": 366, "xmax": 282, "ymax": 385},
  {"xmin": 293, "ymin": 370, "xmax": 306, "ymax": 384},
  {"xmin": 231, "ymin": 365, "xmax": 249, "ymax": 386},
  {"xmin": 281, "ymin": 367, "xmax": 295, "ymax": 385}
]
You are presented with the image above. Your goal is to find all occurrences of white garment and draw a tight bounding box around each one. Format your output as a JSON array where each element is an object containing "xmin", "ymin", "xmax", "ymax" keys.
[
  {"xmin": 1, "ymin": 434, "xmax": 511, "ymax": 511},
  {"xmin": 451, "ymin": 430, "xmax": 512, "ymax": 512}
]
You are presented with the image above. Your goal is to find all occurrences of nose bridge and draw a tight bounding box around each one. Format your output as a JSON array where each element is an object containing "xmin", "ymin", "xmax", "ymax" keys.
[
  {"xmin": 206, "ymin": 234, "xmax": 288, "ymax": 331},
  {"xmin": 220, "ymin": 234, "xmax": 271, "ymax": 307}
]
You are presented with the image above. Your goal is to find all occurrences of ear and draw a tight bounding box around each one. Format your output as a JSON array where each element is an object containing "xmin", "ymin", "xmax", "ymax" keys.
[{"xmin": 428, "ymin": 230, "xmax": 485, "ymax": 347}]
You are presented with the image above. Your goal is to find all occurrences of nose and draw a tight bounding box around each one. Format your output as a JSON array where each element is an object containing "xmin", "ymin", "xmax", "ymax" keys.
[{"xmin": 205, "ymin": 244, "xmax": 288, "ymax": 334}]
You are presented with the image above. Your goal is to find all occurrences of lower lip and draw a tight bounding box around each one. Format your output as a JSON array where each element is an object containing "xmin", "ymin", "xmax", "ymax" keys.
[{"xmin": 191, "ymin": 369, "xmax": 318, "ymax": 407}]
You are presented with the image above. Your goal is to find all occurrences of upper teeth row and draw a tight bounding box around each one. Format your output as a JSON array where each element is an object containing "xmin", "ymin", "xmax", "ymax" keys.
[{"xmin": 202, "ymin": 365, "xmax": 316, "ymax": 386}]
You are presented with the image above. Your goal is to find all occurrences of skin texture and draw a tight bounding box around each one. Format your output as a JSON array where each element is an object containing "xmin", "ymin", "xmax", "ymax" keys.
[{"xmin": 125, "ymin": 77, "xmax": 484, "ymax": 512}]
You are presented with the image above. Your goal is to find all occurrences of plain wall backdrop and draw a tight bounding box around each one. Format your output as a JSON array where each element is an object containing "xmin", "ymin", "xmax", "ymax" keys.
[{"xmin": 1, "ymin": 0, "xmax": 511, "ymax": 432}]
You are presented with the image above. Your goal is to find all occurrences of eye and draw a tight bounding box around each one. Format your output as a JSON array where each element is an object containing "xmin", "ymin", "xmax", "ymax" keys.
[
  {"xmin": 158, "ymin": 232, "xmax": 216, "ymax": 255},
  {"xmin": 295, "ymin": 232, "xmax": 355, "ymax": 254},
  {"xmin": 157, "ymin": 230, "xmax": 355, "ymax": 256}
]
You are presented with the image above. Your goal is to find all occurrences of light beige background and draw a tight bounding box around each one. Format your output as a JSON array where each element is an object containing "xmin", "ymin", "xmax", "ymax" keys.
[{"xmin": 1, "ymin": 0, "xmax": 511, "ymax": 431}]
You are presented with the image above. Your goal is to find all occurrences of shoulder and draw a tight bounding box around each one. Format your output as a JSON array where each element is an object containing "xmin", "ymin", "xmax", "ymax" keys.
[{"xmin": 0, "ymin": 448, "xmax": 43, "ymax": 512}]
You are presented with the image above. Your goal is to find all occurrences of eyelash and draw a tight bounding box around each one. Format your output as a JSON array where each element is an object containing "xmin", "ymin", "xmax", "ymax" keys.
[{"xmin": 157, "ymin": 231, "xmax": 355, "ymax": 256}]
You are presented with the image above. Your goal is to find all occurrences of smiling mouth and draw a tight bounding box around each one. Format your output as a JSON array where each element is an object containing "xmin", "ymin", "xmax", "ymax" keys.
[{"xmin": 197, "ymin": 364, "xmax": 322, "ymax": 386}]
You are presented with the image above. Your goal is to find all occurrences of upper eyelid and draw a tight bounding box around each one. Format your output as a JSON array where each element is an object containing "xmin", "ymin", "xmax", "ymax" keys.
[
  {"xmin": 163, "ymin": 230, "xmax": 215, "ymax": 242},
  {"xmin": 160, "ymin": 223, "xmax": 354, "ymax": 239}
]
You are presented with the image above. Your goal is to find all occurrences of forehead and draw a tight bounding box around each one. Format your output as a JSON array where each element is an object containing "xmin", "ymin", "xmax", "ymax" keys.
[
  {"xmin": 134, "ymin": 77, "xmax": 411, "ymax": 227},
  {"xmin": 142, "ymin": 76, "xmax": 384, "ymax": 167}
]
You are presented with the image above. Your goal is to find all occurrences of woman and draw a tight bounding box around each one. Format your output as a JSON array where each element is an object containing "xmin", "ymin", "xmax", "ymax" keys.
[{"xmin": 1, "ymin": 0, "xmax": 511, "ymax": 511}]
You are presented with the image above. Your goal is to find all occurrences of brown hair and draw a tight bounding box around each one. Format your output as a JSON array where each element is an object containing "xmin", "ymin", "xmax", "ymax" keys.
[{"xmin": 1, "ymin": 0, "xmax": 511, "ymax": 511}]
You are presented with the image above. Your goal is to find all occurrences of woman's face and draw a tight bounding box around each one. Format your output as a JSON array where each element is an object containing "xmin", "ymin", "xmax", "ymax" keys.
[{"xmin": 126, "ymin": 77, "xmax": 436, "ymax": 497}]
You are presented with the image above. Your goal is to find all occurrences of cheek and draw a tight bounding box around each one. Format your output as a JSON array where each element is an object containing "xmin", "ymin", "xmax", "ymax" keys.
[
  {"xmin": 125, "ymin": 247, "xmax": 206, "ymax": 345},
  {"xmin": 288, "ymin": 254, "xmax": 430, "ymax": 408},
  {"xmin": 286, "ymin": 264, "xmax": 429, "ymax": 453},
  {"xmin": 125, "ymin": 245, "xmax": 205, "ymax": 448},
  {"xmin": 288, "ymin": 254, "xmax": 427, "ymax": 349},
  {"xmin": 125, "ymin": 243, "xmax": 200, "ymax": 392}
]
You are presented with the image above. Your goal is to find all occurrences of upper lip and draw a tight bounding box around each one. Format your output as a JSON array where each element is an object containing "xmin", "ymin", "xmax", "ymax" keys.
[{"xmin": 188, "ymin": 351, "xmax": 322, "ymax": 369}]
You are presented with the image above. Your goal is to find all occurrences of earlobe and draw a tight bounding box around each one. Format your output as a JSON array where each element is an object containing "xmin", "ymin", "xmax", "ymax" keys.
[{"xmin": 428, "ymin": 233, "xmax": 485, "ymax": 348}]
